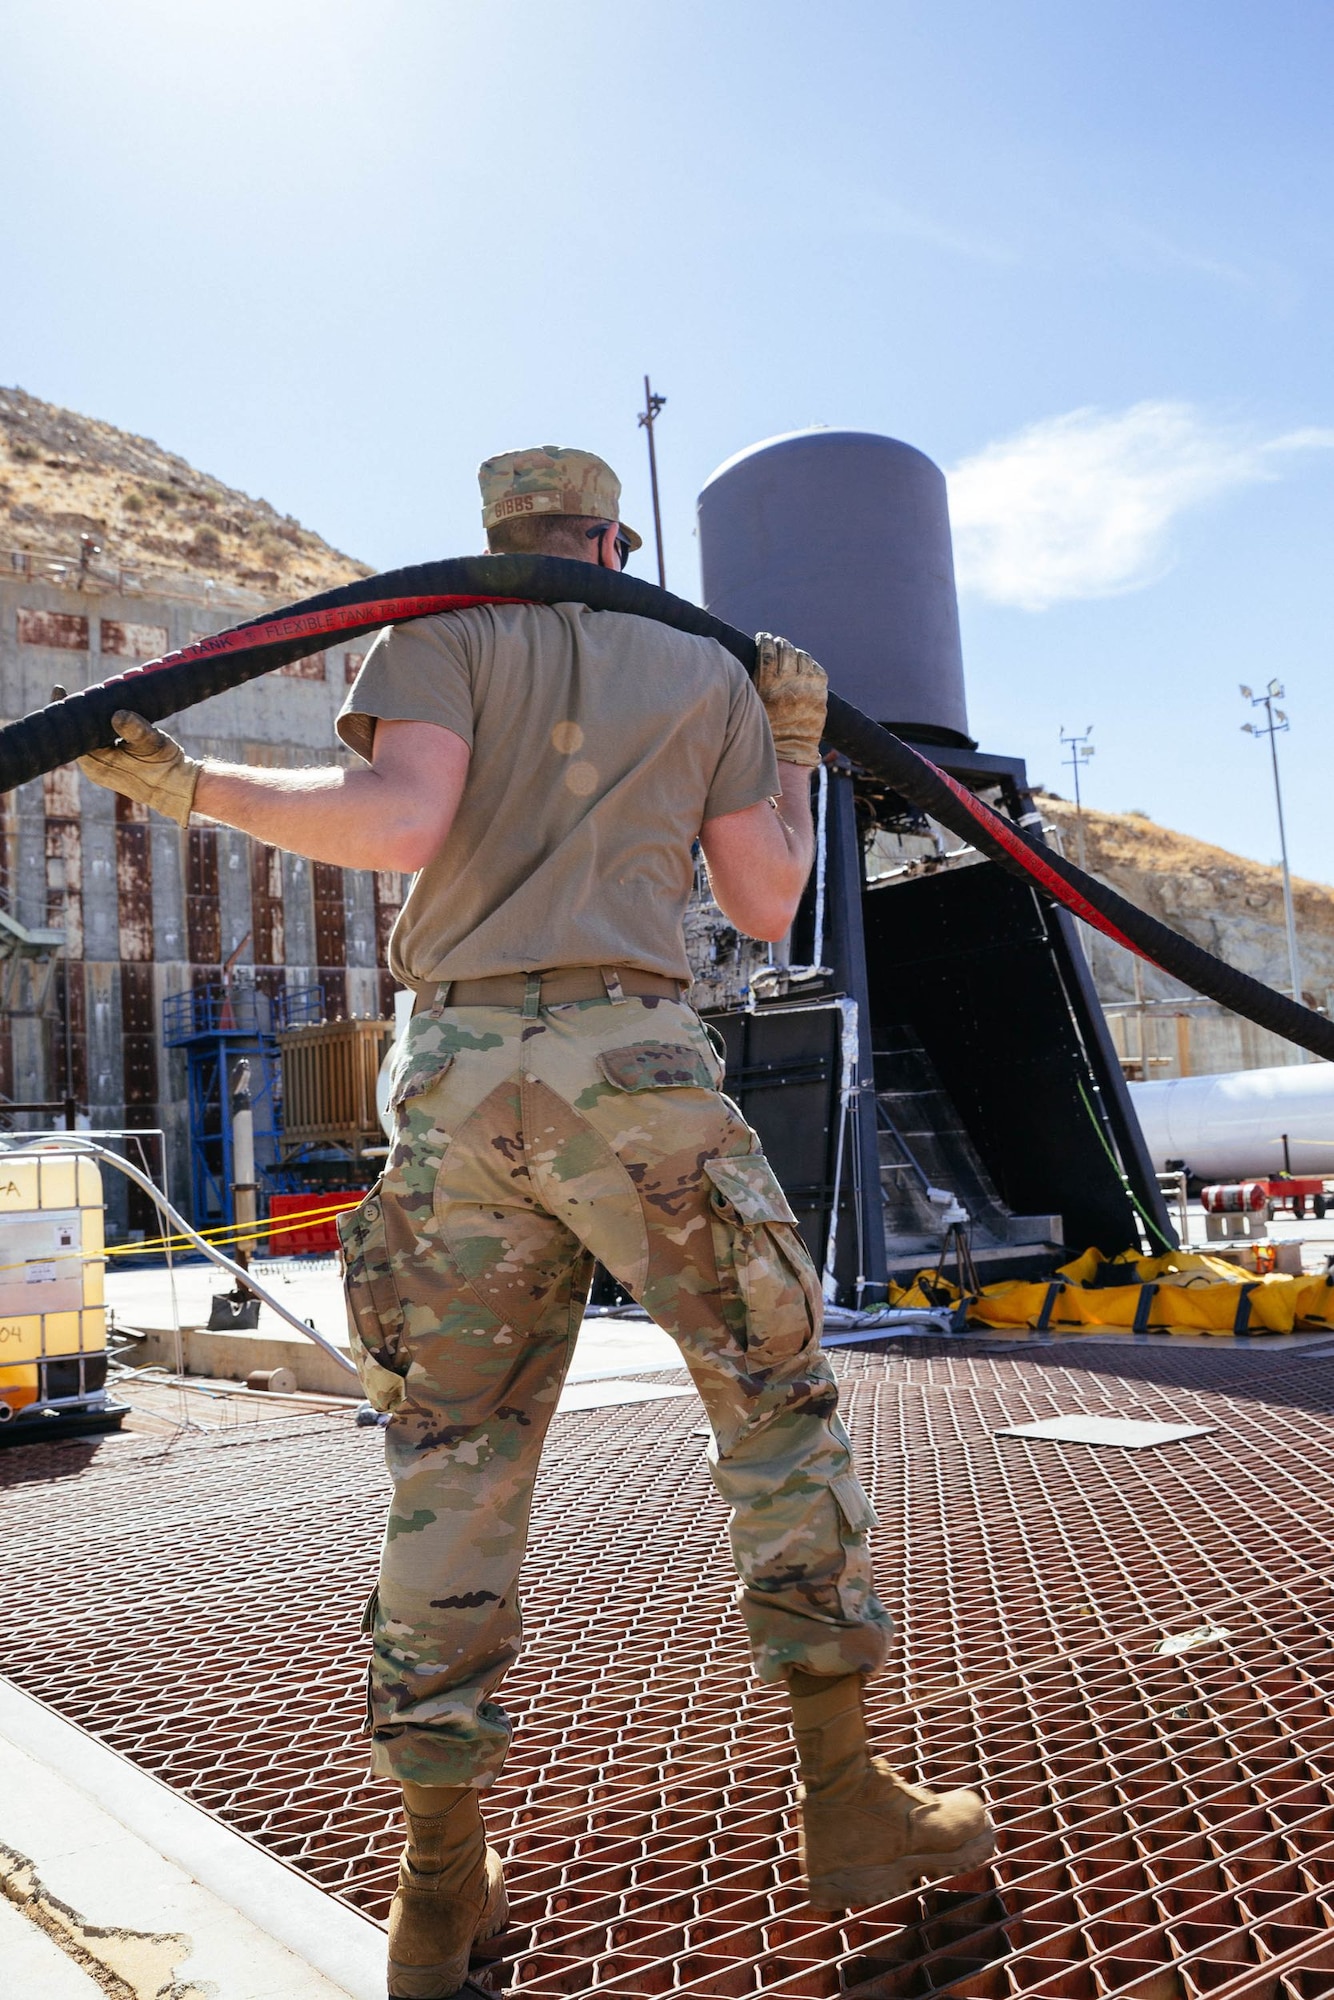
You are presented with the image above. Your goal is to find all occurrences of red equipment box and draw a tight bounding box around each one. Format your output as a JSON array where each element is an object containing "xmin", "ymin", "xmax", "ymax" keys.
[{"xmin": 266, "ymin": 1193, "xmax": 363, "ymax": 1256}]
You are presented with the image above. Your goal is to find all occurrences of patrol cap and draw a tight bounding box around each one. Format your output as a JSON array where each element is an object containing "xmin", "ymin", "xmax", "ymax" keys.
[{"xmin": 479, "ymin": 445, "xmax": 643, "ymax": 550}]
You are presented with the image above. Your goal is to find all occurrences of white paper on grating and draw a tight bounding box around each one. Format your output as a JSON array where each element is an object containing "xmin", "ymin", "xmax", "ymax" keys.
[{"xmin": 995, "ymin": 1415, "xmax": 1214, "ymax": 1449}]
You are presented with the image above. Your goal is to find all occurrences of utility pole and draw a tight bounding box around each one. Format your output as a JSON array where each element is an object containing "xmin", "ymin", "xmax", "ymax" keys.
[
  {"xmin": 1059, "ymin": 725, "xmax": 1095, "ymax": 873},
  {"xmin": 1060, "ymin": 726, "xmax": 1096, "ymax": 967},
  {"xmin": 638, "ymin": 375, "xmax": 667, "ymax": 588},
  {"xmin": 1241, "ymin": 680, "xmax": 1303, "ymax": 1003}
]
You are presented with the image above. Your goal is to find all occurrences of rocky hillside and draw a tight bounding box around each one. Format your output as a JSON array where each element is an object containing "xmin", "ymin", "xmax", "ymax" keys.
[
  {"xmin": 0, "ymin": 386, "xmax": 370, "ymax": 599},
  {"xmin": 1038, "ymin": 793, "xmax": 1334, "ymax": 1011}
]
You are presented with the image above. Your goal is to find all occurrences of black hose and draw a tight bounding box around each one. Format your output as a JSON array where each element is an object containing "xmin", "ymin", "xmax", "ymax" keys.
[
  {"xmin": 0, "ymin": 557, "xmax": 747, "ymax": 797},
  {"xmin": 825, "ymin": 694, "xmax": 1334, "ymax": 1063},
  {"xmin": 3, "ymin": 554, "xmax": 1330, "ymax": 1064}
]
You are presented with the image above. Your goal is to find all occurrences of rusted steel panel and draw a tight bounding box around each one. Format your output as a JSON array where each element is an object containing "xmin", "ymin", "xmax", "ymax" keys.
[
  {"xmin": 186, "ymin": 828, "xmax": 221, "ymax": 968},
  {"xmin": 54, "ymin": 960, "xmax": 88, "ymax": 1107},
  {"xmin": 253, "ymin": 966, "xmax": 286, "ymax": 1017},
  {"xmin": 372, "ymin": 869, "xmax": 403, "ymax": 960},
  {"xmin": 373, "ymin": 869, "xmax": 404, "ymax": 1017},
  {"xmin": 16, "ymin": 608, "xmax": 89, "ymax": 650},
  {"xmin": 100, "ymin": 619, "xmax": 169, "ymax": 660},
  {"xmin": 119, "ymin": 964, "xmax": 159, "ymax": 1231},
  {"xmin": 280, "ymin": 650, "xmax": 327, "ymax": 680},
  {"xmin": 43, "ymin": 820, "xmax": 83, "ymax": 958},
  {"xmin": 86, "ymin": 776, "xmax": 157, "ymax": 1208},
  {"xmin": 119, "ymin": 965, "xmax": 157, "ymax": 1074},
  {"xmin": 43, "ymin": 766, "xmax": 80, "ymax": 818},
  {"xmin": 313, "ymin": 861, "xmax": 347, "ymax": 1021},
  {"xmin": 250, "ymin": 842, "xmax": 285, "ymax": 968},
  {"xmin": 0, "ymin": 792, "xmax": 11, "ymax": 1101},
  {"xmin": 41, "ymin": 769, "xmax": 83, "ymax": 961},
  {"xmin": 121, "ymin": 962, "xmax": 156, "ymax": 1035},
  {"xmin": 318, "ymin": 969, "xmax": 347, "ymax": 1020},
  {"xmin": 115, "ymin": 821, "xmax": 154, "ymax": 964}
]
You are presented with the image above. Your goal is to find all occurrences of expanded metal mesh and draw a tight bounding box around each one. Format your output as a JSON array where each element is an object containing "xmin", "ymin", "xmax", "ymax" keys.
[{"xmin": 3, "ymin": 1337, "xmax": 1334, "ymax": 1996}]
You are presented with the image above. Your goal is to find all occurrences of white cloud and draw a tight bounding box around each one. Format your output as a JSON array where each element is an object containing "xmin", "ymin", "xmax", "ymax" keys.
[
  {"xmin": 838, "ymin": 191, "xmax": 1016, "ymax": 266},
  {"xmin": 948, "ymin": 402, "xmax": 1334, "ymax": 612}
]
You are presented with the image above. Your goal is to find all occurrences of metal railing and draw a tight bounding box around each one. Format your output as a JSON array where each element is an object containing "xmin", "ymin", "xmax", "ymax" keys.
[
  {"xmin": 162, "ymin": 980, "xmax": 325, "ymax": 1045},
  {"xmin": 5, "ymin": 544, "xmax": 268, "ymax": 614}
]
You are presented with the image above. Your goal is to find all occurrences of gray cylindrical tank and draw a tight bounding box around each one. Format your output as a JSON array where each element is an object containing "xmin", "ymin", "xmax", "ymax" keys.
[{"xmin": 697, "ymin": 428, "xmax": 970, "ymax": 745}]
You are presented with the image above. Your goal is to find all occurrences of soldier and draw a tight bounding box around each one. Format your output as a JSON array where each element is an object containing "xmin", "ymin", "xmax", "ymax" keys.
[{"xmin": 77, "ymin": 445, "xmax": 994, "ymax": 1999}]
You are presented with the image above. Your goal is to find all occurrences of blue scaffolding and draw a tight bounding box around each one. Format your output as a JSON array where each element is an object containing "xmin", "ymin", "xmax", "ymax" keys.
[{"xmin": 163, "ymin": 981, "xmax": 323, "ymax": 1229}]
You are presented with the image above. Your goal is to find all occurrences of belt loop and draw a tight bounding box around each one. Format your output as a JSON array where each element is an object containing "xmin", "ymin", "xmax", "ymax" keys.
[
  {"xmin": 435, "ymin": 979, "xmax": 452, "ymax": 1011},
  {"xmin": 522, "ymin": 972, "xmax": 542, "ymax": 1019},
  {"xmin": 601, "ymin": 967, "xmax": 626, "ymax": 1004}
]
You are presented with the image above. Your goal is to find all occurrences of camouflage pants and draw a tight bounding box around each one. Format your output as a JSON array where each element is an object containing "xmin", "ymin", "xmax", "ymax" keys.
[{"xmin": 340, "ymin": 992, "xmax": 892, "ymax": 1789}]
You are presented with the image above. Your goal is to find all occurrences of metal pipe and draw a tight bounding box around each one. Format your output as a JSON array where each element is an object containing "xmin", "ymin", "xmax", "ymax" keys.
[{"xmin": 1, "ymin": 1135, "xmax": 359, "ymax": 1379}]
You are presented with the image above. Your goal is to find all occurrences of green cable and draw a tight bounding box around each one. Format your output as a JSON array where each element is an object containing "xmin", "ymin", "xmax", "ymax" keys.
[{"xmin": 1075, "ymin": 1076, "xmax": 1176, "ymax": 1254}]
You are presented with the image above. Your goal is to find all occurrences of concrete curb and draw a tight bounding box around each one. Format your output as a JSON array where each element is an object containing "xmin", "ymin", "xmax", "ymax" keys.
[{"xmin": 0, "ymin": 1676, "xmax": 386, "ymax": 2000}]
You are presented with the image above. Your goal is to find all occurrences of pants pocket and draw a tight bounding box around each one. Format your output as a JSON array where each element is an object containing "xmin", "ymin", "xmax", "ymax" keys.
[
  {"xmin": 702, "ymin": 1153, "xmax": 823, "ymax": 1364},
  {"xmin": 337, "ymin": 1185, "xmax": 409, "ymax": 1413},
  {"xmin": 596, "ymin": 1038, "xmax": 719, "ymax": 1092},
  {"xmin": 832, "ymin": 1469, "xmax": 880, "ymax": 1533},
  {"xmin": 390, "ymin": 1041, "xmax": 456, "ymax": 1115},
  {"xmin": 829, "ymin": 1470, "xmax": 882, "ymax": 1622}
]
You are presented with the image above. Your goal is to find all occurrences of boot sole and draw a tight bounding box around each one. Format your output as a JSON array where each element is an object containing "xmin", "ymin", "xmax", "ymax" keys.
[
  {"xmin": 807, "ymin": 1827, "xmax": 997, "ymax": 1912},
  {"xmin": 388, "ymin": 1853, "xmax": 509, "ymax": 1998}
]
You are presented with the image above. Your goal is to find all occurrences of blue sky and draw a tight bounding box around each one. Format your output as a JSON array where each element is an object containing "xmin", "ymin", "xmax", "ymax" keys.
[{"xmin": 4, "ymin": 0, "xmax": 1332, "ymax": 874}]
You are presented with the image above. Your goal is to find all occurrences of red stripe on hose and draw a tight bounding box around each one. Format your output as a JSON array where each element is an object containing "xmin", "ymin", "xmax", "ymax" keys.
[
  {"xmin": 931, "ymin": 762, "xmax": 1156, "ymax": 964},
  {"xmin": 87, "ymin": 586, "xmax": 1160, "ymax": 973},
  {"xmin": 96, "ymin": 595, "xmax": 523, "ymax": 688}
]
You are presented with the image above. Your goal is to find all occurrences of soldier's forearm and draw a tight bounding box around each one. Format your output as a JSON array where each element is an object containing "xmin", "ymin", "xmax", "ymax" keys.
[
  {"xmin": 192, "ymin": 762, "xmax": 432, "ymax": 871},
  {"xmin": 772, "ymin": 761, "xmax": 816, "ymax": 876},
  {"xmin": 190, "ymin": 717, "xmax": 471, "ymax": 872}
]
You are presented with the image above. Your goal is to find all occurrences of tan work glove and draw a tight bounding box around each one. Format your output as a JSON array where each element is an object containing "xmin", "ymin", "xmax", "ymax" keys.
[
  {"xmin": 78, "ymin": 710, "xmax": 202, "ymax": 827},
  {"xmin": 754, "ymin": 633, "xmax": 828, "ymax": 766}
]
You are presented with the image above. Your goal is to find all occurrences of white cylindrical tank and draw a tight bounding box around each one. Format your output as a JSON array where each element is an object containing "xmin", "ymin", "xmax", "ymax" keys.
[
  {"xmin": 1130, "ymin": 1064, "xmax": 1334, "ymax": 1181},
  {"xmin": 377, "ymin": 988, "xmax": 415, "ymax": 1139}
]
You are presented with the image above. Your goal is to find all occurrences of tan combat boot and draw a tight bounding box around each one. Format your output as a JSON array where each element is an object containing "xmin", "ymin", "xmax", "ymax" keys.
[
  {"xmin": 787, "ymin": 1671, "xmax": 996, "ymax": 1911},
  {"xmin": 387, "ymin": 1782, "xmax": 508, "ymax": 1999}
]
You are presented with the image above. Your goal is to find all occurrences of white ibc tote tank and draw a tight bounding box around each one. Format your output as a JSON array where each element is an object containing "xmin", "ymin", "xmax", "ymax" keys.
[{"xmin": 1130, "ymin": 1063, "xmax": 1334, "ymax": 1181}]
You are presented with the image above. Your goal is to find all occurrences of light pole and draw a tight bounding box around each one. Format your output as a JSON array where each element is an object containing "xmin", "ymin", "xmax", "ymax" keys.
[
  {"xmin": 638, "ymin": 375, "xmax": 667, "ymax": 588},
  {"xmin": 1059, "ymin": 725, "xmax": 1095, "ymax": 873},
  {"xmin": 1059, "ymin": 726, "xmax": 1096, "ymax": 967},
  {"xmin": 1241, "ymin": 680, "xmax": 1303, "ymax": 1003}
]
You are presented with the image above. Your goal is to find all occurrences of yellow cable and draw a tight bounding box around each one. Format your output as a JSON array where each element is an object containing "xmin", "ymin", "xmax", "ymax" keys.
[{"xmin": 0, "ymin": 1195, "xmax": 361, "ymax": 1275}]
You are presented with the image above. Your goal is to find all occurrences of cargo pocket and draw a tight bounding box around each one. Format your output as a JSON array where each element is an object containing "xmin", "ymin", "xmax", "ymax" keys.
[
  {"xmin": 597, "ymin": 1040, "xmax": 719, "ymax": 1092},
  {"xmin": 832, "ymin": 1469, "xmax": 880, "ymax": 1533},
  {"xmin": 360, "ymin": 1586, "xmax": 379, "ymax": 1737},
  {"xmin": 702, "ymin": 1153, "xmax": 823, "ymax": 1365},
  {"xmin": 337, "ymin": 1187, "xmax": 409, "ymax": 1414},
  {"xmin": 830, "ymin": 1471, "xmax": 883, "ymax": 1622},
  {"xmin": 390, "ymin": 1045, "xmax": 455, "ymax": 1115}
]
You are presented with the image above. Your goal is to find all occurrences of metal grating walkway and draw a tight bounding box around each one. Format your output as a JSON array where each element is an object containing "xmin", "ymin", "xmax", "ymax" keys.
[{"xmin": 3, "ymin": 1338, "xmax": 1334, "ymax": 1996}]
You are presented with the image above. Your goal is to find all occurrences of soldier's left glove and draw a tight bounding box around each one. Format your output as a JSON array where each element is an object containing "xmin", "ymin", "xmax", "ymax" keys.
[
  {"xmin": 78, "ymin": 710, "xmax": 202, "ymax": 827},
  {"xmin": 754, "ymin": 633, "xmax": 828, "ymax": 766}
]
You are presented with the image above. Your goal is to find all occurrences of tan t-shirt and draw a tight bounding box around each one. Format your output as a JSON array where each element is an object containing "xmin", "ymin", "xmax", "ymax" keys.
[{"xmin": 336, "ymin": 601, "xmax": 779, "ymax": 985}]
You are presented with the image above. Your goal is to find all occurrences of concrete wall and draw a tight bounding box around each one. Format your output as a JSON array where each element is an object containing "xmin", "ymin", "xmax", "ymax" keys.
[{"xmin": 0, "ymin": 573, "xmax": 403, "ymax": 1232}]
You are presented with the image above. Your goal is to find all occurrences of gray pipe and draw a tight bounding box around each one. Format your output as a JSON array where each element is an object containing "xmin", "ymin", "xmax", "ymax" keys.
[{"xmin": 4, "ymin": 1136, "xmax": 359, "ymax": 1381}]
